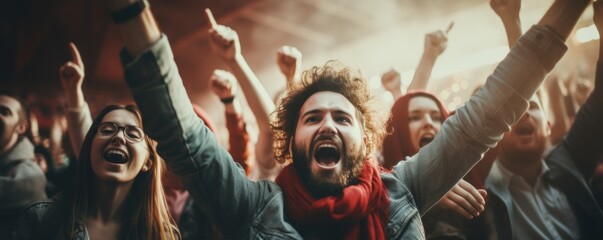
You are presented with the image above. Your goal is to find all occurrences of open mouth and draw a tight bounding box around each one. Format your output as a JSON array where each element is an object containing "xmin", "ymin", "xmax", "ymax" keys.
[
  {"xmin": 313, "ymin": 143, "xmax": 341, "ymax": 167},
  {"xmin": 419, "ymin": 135, "xmax": 434, "ymax": 147},
  {"xmin": 515, "ymin": 125, "xmax": 535, "ymax": 136},
  {"xmin": 104, "ymin": 149, "xmax": 128, "ymax": 164}
]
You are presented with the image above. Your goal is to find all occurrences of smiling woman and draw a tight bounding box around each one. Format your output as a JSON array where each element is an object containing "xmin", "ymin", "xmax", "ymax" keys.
[{"xmin": 13, "ymin": 105, "xmax": 179, "ymax": 240}]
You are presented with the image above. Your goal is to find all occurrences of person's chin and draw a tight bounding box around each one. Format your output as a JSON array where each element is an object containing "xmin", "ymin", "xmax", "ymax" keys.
[
  {"xmin": 97, "ymin": 171, "xmax": 139, "ymax": 184},
  {"xmin": 507, "ymin": 136, "xmax": 547, "ymax": 157},
  {"xmin": 308, "ymin": 174, "xmax": 345, "ymax": 197},
  {"xmin": 92, "ymin": 164, "xmax": 134, "ymax": 183}
]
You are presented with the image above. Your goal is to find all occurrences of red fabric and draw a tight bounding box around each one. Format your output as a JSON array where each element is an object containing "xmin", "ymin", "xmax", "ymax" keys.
[
  {"xmin": 192, "ymin": 104, "xmax": 220, "ymax": 142},
  {"xmin": 276, "ymin": 161, "xmax": 389, "ymax": 239},
  {"xmin": 225, "ymin": 112, "xmax": 252, "ymax": 175},
  {"xmin": 162, "ymin": 169, "xmax": 189, "ymax": 223},
  {"xmin": 381, "ymin": 90, "xmax": 449, "ymax": 169}
]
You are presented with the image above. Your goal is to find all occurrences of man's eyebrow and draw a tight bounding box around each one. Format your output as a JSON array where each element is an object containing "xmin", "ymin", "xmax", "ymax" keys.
[
  {"xmin": 301, "ymin": 109, "xmax": 323, "ymax": 118},
  {"xmin": 409, "ymin": 109, "xmax": 440, "ymax": 113},
  {"xmin": 333, "ymin": 110, "xmax": 353, "ymax": 117},
  {"xmin": 301, "ymin": 109, "xmax": 353, "ymax": 118}
]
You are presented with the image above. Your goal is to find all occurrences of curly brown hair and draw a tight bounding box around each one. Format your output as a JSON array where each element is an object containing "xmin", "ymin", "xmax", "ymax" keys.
[{"xmin": 271, "ymin": 60, "xmax": 386, "ymax": 164}]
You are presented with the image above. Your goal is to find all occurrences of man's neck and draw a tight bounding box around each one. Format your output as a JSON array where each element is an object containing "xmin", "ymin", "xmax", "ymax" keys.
[{"xmin": 498, "ymin": 153, "xmax": 543, "ymax": 187}]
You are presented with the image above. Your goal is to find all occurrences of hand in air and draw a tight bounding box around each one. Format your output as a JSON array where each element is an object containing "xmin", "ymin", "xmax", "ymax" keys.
[
  {"xmin": 277, "ymin": 45, "xmax": 303, "ymax": 83},
  {"xmin": 59, "ymin": 42, "xmax": 85, "ymax": 90},
  {"xmin": 206, "ymin": 9, "xmax": 241, "ymax": 61},
  {"xmin": 209, "ymin": 69, "xmax": 238, "ymax": 99}
]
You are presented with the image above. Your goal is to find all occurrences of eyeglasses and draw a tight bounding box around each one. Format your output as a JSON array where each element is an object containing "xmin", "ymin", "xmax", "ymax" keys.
[{"xmin": 97, "ymin": 122, "xmax": 145, "ymax": 143}]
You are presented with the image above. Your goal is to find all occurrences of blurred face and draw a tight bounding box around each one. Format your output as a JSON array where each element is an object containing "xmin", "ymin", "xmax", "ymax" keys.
[
  {"xmin": 407, "ymin": 96, "xmax": 442, "ymax": 151},
  {"xmin": 500, "ymin": 95, "xmax": 550, "ymax": 163},
  {"xmin": 0, "ymin": 96, "xmax": 26, "ymax": 150},
  {"xmin": 90, "ymin": 109, "xmax": 150, "ymax": 183},
  {"xmin": 293, "ymin": 91, "xmax": 366, "ymax": 197}
]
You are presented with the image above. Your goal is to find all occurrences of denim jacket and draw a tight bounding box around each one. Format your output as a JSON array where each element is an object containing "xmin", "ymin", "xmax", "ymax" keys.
[
  {"xmin": 120, "ymin": 25, "xmax": 566, "ymax": 239},
  {"xmin": 12, "ymin": 197, "xmax": 88, "ymax": 240}
]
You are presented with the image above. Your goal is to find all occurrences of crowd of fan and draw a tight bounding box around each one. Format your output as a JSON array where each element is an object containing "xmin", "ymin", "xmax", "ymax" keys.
[{"xmin": 1, "ymin": 0, "xmax": 602, "ymax": 239}]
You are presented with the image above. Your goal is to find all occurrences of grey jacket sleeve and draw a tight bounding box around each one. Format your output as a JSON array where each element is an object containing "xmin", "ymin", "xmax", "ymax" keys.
[
  {"xmin": 393, "ymin": 25, "xmax": 568, "ymax": 214},
  {"xmin": 0, "ymin": 161, "xmax": 46, "ymax": 210},
  {"xmin": 65, "ymin": 103, "xmax": 92, "ymax": 158},
  {"xmin": 120, "ymin": 35, "xmax": 268, "ymax": 234}
]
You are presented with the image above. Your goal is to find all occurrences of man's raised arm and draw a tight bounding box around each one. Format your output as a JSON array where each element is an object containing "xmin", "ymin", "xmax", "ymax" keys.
[
  {"xmin": 394, "ymin": 0, "xmax": 590, "ymax": 214},
  {"xmin": 109, "ymin": 0, "xmax": 266, "ymax": 235}
]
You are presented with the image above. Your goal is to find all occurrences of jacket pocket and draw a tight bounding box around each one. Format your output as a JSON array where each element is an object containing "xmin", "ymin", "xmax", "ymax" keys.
[
  {"xmin": 251, "ymin": 192, "xmax": 302, "ymax": 239},
  {"xmin": 387, "ymin": 196, "xmax": 425, "ymax": 239}
]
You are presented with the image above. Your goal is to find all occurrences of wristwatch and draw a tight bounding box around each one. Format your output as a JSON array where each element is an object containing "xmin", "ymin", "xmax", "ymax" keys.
[{"xmin": 110, "ymin": 0, "xmax": 148, "ymax": 24}]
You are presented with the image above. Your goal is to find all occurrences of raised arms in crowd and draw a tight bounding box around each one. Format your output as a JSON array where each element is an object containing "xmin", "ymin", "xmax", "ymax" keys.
[{"xmin": 205, "ymin": 9, "xmax": 282, "ymax": 180}]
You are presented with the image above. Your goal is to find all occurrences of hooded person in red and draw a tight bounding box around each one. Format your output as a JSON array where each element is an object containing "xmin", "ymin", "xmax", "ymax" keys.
[
  {"xmin": 381, "ymin": 90, "xmax": 493, "ymax": 239},
  {"xmin": 382, "ymin": 90, "xmax": 449, "ymax": 169}
]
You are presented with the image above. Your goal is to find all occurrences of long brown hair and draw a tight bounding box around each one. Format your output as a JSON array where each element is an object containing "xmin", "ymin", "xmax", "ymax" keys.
[{"xmin": 59, "ymin": 105, "xmax": 179, "ymax": 239}]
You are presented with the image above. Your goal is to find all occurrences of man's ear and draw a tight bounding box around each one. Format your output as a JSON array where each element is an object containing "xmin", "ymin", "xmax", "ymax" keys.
[
  {"xmin": 546, "ymin": 120, "xmax": 552, "ymax": 136},
  {"xmin": 363, "ymin": 134, "xmax": 370, "ymax": 157},
  {"xmin": 15, "ymin": 121, "xmax": 28, "ymax": 135}
]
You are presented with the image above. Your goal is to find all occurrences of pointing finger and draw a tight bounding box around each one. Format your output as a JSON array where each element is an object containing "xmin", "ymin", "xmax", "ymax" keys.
[
  {"xmin": 205, "ymin": 8, "xmax": 218, "ymax": 28},
  {"xmin": 68, "ymin": 42, "xmax": 83, "ymax": 69}
]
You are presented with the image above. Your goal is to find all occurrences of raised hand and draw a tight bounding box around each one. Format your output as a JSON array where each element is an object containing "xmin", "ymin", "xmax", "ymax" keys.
[
  {"xmin": 436, "ymin": 179, "xmax": 487, "ymax": 219},
  {"xmin": 206, "ymin": 8, "xmax": 241, "ymax": 61},
  {"xmin": 276, "ymin": 45, "xmax": 302, "ymax": 84},
  {"xmin": 60, "ymin": 42, "xmax": 85, "ymax": 91},
  {"xmin": 381, "ymin": 68, "xmax": 402, "ymax": 98},
  {"xmin": 59, "ymin": 42, "xmax": 85, "ymax": 109},
  {"xmin": 424, "ymin": 22, "xmax": 453, "ymax": 58},
  {"xmin": 490, "ymin": 0, "xmax": 521, "ymax": 21},
  {"xmin": 209, "ymin": 69, "xmax": 238, "ymax": 100},
  {"xmin": 408, "ymin": 22, "xmax": 453, "ymax": 91},
  {"xmin": 490, "ymin": 0, "xmax": 522, "ymax": 48},
  {"xmin": 205, "ymin": 8, "xmax": 279, "ymax": 179}
]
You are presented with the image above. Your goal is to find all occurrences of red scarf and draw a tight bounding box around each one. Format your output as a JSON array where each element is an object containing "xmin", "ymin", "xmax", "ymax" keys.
[{"xmin": 276, "ymin": 161, "xmax": 390, "ymax": 239}]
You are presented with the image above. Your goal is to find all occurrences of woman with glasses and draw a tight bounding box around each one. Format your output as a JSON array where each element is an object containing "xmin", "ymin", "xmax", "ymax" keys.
[
  {"xmin": 12, "ymin": 44, "xmax": 179, "ymax": 240},
  {"xmin": 13, "ymin": 104, "xmax": 179, "ymax": 239}
]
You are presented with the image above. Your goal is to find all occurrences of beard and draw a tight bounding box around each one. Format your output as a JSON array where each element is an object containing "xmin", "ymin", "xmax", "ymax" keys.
[
  {"xmin": 500, "ymin": 133, "xmax": 548, "ymax": 165},
  {"xmin": 292, "ymin": 140, "xmax": 365, "ymax": 198}
]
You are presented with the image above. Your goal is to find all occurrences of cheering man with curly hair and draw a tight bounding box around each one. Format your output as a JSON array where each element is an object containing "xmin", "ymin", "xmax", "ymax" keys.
[{"xmin": 111, "ymin": 0, "xmax": 590, "ymax": 238}]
